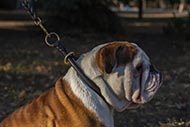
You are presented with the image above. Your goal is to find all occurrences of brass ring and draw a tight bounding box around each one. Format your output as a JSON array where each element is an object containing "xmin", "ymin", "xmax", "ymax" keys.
[
  {"xmin": 45, "ymin": 32, "xmax": 60, "ymax": 47},
  {"xmin": 64, "ymin": 52, "xmax": 75, "ymax": 65}
]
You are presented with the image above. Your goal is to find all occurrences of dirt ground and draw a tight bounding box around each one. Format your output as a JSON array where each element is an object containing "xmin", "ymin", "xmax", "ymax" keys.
[{"xmin": 0, "ymin": 11, "xmax": 190, "ymax": 127}]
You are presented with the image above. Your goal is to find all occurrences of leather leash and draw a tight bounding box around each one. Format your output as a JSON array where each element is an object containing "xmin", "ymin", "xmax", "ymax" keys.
[{"xmin": 22, "ymin": 0, "xmax": 105, "ymax": 100}]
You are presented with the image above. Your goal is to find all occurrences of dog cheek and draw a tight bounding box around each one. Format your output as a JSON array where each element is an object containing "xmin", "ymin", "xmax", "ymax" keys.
[
  {"xmin": 106, "ymin": 74, "xmax": 123, "ymax": 98},
  {"xmin": 123, "ymin": 65, "xmax": 133, "ymax": 101}
]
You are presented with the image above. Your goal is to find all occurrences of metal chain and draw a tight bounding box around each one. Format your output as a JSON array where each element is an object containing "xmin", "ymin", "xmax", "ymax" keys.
[{"xmin": 22, "ymin": 0, "xmax": 60, "ymax": 47}]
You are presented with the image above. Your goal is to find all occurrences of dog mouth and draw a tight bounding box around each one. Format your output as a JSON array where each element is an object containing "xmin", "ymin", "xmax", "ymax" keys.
[
  {"xmin": 146, "ymin": 72, "xmax": 161, "ymax": 92},
  {"xmin": 131, "ymin": 65, "xmax": 162, "ymax": 104},
  {"xmin": 147, "ymin": 65, "xmax": 162, "ymax": 91}
]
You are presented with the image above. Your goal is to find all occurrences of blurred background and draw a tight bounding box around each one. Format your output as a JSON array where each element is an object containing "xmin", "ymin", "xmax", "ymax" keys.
[{"xmin": 0, "ymin": 0, "xmax": 190, "ymax": 127}]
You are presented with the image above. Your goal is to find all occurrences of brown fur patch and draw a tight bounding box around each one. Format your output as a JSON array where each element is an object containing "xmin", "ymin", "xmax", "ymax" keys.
[
  {"xmin": 96, "ymin": 41, "xmax": 137, "ymax": 73},
  {"xmin": 0, "ymin": 79, "xmax": 104, "ymax": 127}
]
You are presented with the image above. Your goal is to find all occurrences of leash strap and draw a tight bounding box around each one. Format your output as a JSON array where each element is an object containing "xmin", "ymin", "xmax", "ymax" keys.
[
  {"xmin": 22, "ymin": 0, "xmax": 104, "ymax": 100},
  {"xmin": 54, "ymin": 41, "xmax": 103, "ymax": 96},
  {"xmin": 22, "ymin": 0, "xmax": 50, "ymax": 38}
]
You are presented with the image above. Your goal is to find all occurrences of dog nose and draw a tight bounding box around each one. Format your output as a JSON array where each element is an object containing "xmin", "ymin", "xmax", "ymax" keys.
[
  {"xmin": 150, "ymin": 65, "xmax": 157, "ymax": 73},
  {"xmin": 150, "ymin": 65, "xmax": 162, "ymax": 84}
]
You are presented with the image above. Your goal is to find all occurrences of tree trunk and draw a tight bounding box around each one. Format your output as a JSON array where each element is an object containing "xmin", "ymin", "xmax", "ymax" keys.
[
  {"xmin": 178, "ymin": 0, "xmax": 186, "ymax": 13},
  {"xmin": 159, "ymin": 0, "xmax": 166, "ymax": 9},
  {"xmin": 138, "ymin": 0, "xmax": 143, "ymax": 19}
]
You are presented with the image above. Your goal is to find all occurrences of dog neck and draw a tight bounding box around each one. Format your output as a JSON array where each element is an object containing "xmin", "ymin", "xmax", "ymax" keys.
[{"xmin": 63, "ymin": 67, "xmax": 114, "ymax": 127}]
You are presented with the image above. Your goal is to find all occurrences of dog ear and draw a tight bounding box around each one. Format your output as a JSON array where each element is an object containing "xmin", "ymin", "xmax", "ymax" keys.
[{"xmin": 96, "ymin": 42, "xmax": 137, "ymax": 73}]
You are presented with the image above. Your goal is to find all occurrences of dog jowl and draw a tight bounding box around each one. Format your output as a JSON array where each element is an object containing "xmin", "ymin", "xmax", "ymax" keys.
[{"xmin": 0, "ymin": 41, "xmax": 162, "ymax": 127}]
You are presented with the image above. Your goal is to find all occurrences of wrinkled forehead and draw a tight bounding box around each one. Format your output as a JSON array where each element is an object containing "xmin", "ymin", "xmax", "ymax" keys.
[
  {"xmin": 94, "ymin": 41, "xmax": 150, "ymax": 70},
  {"xmin": 93, "ymin": 41, "xmax": 137, "ymax": 53},
  {"xmin": 94, "ymin": 42, "xmax": 138, "ymax": 73},
  {"xmin": 92, "ymin": 41, "xmax": 150, "ymax": 62},
  {"xmin": 131, "ymin": 43, "xmax": 150, "ymax": 63},
  {"xmin": 95, "ymin": 42, "xmax": 138, "ymax": 60}
]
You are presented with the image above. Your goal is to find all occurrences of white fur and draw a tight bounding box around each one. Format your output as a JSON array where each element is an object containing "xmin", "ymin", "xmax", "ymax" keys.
[
  {"xmin": 63, "ymin": 42, "xmax": 161, "ymax": 127},
  {"xmin": 63, "ymin": 44, "xmax": 114, "ymax": 127},
  {"xmin": 63, "ymin": 68, "xmax": 114, "ymax": 127}
]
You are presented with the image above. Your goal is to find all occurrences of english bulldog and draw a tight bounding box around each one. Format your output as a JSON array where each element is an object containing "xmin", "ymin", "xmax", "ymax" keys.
[{"xmin": 0, "ymin": 41, "xmax": 162, "ymax": 127}]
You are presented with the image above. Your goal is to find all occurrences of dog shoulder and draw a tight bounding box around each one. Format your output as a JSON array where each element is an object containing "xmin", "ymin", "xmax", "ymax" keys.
[{"xmin": 0, "ymin": 79, "xmax": 105, "ymax": 127}]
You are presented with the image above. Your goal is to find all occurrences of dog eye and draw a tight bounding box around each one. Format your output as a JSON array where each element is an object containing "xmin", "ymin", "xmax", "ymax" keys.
[
  {"xmin": 134, "ymin": 64, "xmax": 142, "ymax": 78},
  {"xmin": 136, "ymin": 64, "xmax": 143, "ymax": 72},
  {"xmin": 105, "ymin": 63, "xmax": 114, "ymax": 73}
]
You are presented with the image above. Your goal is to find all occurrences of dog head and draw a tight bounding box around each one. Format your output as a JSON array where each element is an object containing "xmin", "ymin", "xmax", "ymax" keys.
[{"xmin": 79, "ymin": 41, "xmax": 162, "ymax": 112}]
